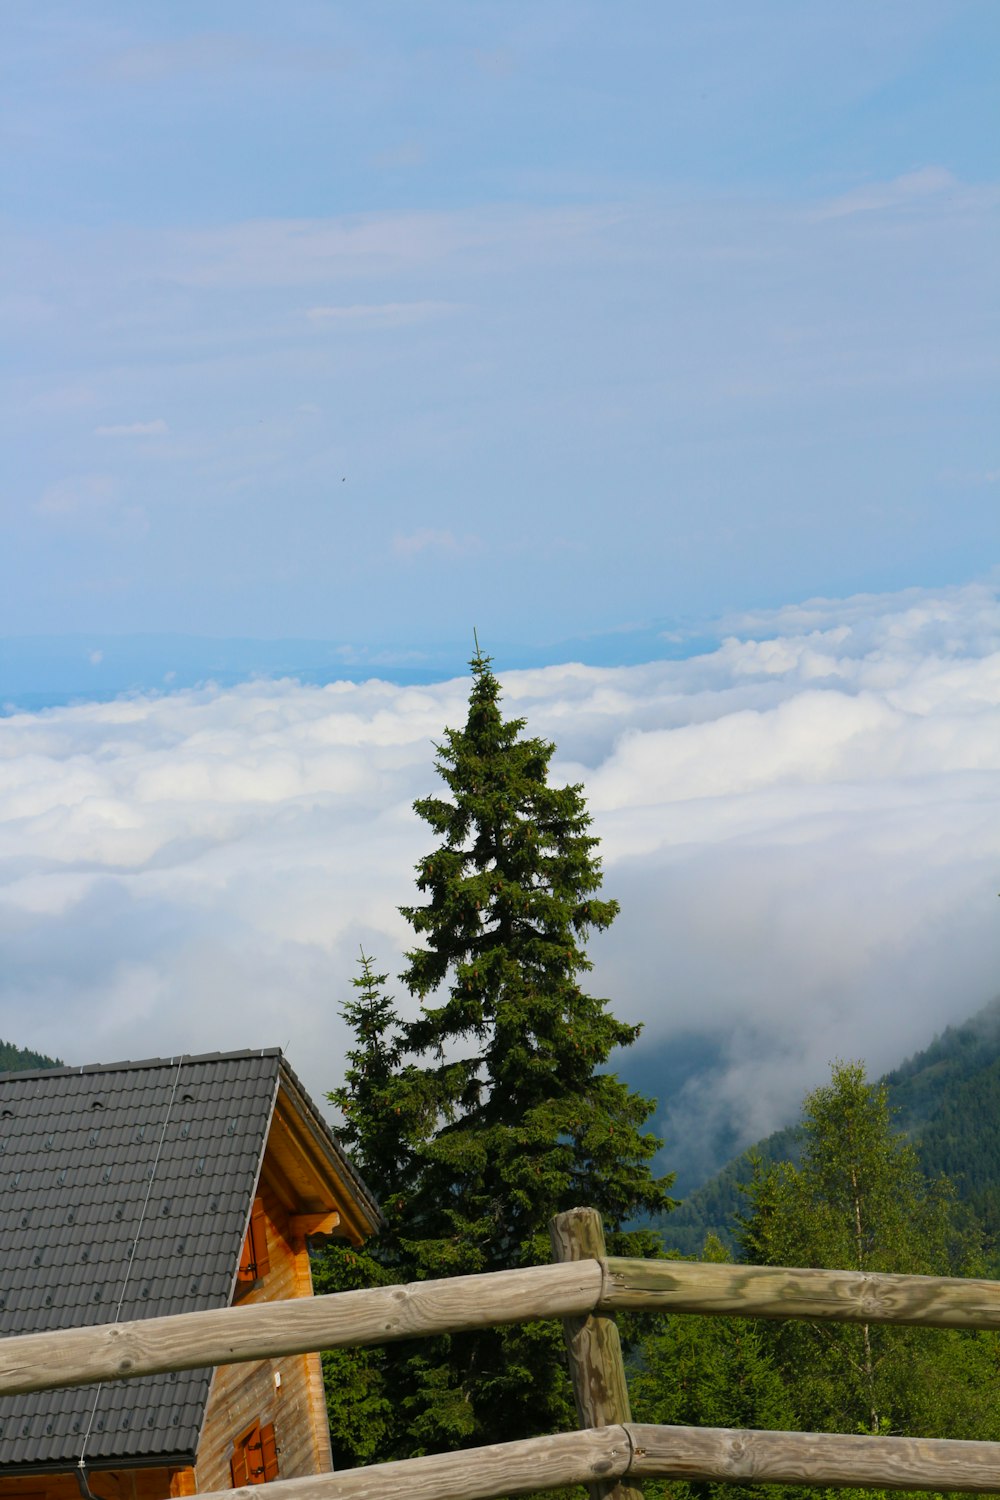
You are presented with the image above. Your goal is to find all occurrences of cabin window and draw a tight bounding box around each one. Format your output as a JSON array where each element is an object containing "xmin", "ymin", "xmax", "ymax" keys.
[
  {"xmin": 230, "ymin": 1420, "xmax": 279, "ymax": 1486},
  {"xmin": 237, "ymin": 1197, "xmax": 270, "ymax": 1287}
]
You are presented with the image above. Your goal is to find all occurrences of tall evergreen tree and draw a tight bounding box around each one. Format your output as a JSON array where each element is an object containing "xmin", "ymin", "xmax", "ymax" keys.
[
  {"xmin": 392, "ymin": 648, "xmax": 673, "ymax": 1458},
  {"xmin": 322, "ymin": 648, "xmax": 673, "ymax": 1473},
  {"xmin": 398, "ymin": 648, "xmax": 672, "ymax": 1275}
]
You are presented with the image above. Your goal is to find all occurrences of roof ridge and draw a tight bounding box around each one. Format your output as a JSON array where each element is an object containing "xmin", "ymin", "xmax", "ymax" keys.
[{"xmin": 0, "ymin": 1046, "xmax": 284, "ymax": 1083}]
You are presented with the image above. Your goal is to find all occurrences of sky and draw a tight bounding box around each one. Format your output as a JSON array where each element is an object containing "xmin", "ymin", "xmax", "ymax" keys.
[
  {"xmin": 3, "ymin": 2, "xmax": 999, "ymax": 651},
  {"xmin": 2, "ymin": 4, "xmax": 1000, "ymax": 1182}
]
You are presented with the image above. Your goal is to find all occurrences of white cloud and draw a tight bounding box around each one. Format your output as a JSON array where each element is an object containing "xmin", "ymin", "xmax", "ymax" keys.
[
  {"xmin": 94, "ymin": 419, "xmax": 169, "ymax": 437},
  {"xmin": 2, "ymin": 584, "xmax": 1000, "ymax": 1162}
]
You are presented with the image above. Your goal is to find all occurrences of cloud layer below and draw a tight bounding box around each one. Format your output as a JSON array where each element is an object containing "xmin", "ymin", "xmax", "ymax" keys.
[{"xmin": 2, "ymin": 583, "xmax": 1000, "ymax": 1174}]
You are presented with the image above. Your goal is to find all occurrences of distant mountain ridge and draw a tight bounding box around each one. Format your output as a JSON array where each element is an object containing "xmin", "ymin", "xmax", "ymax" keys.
[
  {"xmin": 0, "ymin": 1039, "xmax": 63, "ymax": 1074},
  {"xmin": 659, "ymin": 995, "xmax": 1000, "ymax": 1255}
]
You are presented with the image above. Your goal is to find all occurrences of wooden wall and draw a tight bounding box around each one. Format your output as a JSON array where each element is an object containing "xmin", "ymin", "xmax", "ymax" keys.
[{"xmin": 193, "ymin": 1174, "xmax": 334, "ymax": 1493}]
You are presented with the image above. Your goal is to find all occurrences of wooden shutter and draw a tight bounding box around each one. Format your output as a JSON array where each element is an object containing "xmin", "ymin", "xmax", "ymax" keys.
[
  {"xmin": 237, "ymin": 1198, "xmax": 270, "ymax": 1285},
  {"xmin": 237, "ymin": 1229, "xmax": 255, "ymax": 1284},
  {"xmin": 230, "ymin": 1436, "xmax": 251, "ymax": 1488},
  {"xmin": 250, "ymin": 1199, "xmax": 270, "ymax": 1278},
  {"xmin": 231, "ymin": 1419, "xmax": 278, "ymax": 1487},
  {"xmin": 259, "ymin": 1423, "xmax": 279, "ymax": 1482}
]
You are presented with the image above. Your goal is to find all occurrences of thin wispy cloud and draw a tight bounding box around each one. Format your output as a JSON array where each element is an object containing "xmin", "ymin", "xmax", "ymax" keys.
[
  {"xmin": 159, "ymin": 205, "xmax": 619, "ymax": 289},
  {"xmin": 810, "ymin": 165, "xmax": 990, "ymax": 221},
  {"xmin": 306, "ymin": 302, "xmax": 456, "ymax": 328},
  {"xmin": 101, "ymin": 33, "xmax": 349, "ymax": 83},
  {"xmin": 94, "ymin": 419, "xmax": 169, "ymax": 437},
  {"xmin": 34, "ymin": 473, "xmax": 148, "ymax": 536},
  {"xmin": 36, "ymin": 473, "xmax": 116, "ymax": 517},
  {"xmin": 392, "ymin": 528, "xmax": 482, "ymax": 559},
  {"xmin": 371, "ymin": 142, "xmax": 426, "ymax": 171}
]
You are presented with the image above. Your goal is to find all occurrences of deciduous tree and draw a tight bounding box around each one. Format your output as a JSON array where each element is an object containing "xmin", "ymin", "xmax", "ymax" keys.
[{"xmin": 739, "ymin": 1061, "xmax": 999, "ymax": 1452}]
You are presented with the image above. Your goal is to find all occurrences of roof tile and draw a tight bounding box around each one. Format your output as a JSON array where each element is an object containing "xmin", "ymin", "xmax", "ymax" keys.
[{"xmin": 0, "ymin": 1051, "xmax": 281, "ymax": 1471}]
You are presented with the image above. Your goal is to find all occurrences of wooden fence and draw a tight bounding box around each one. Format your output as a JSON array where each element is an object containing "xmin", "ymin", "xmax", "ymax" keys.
[{"xmin": 4, "ymin": 1207, "xmax": 1000, "ymax": 1500}]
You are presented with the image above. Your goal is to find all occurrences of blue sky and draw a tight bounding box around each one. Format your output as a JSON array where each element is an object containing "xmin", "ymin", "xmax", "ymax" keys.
[{"xmin": 4, "ymin": 2, "xmax": 998, "ymax": 664}]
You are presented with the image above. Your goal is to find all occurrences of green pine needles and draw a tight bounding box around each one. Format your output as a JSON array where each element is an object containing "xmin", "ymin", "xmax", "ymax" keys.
[{"xmin": 322, "ymin": 647, "xmax": 673, "ymax": 1468}]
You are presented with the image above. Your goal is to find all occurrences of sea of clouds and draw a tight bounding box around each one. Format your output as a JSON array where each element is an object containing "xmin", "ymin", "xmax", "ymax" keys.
[{"xmin": 3, "ymin": 582, "xmax": 1000, "ymax": 1180}]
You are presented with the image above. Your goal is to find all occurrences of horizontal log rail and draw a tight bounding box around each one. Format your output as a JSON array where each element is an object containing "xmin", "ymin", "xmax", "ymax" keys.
[
  {"xmin": 602, "ymin": 1256, "xmax": 1000, "ymax": 1327},
  {"xmin": 627, "ymin": 1423, "xmax": 1000, "ymax": 1492},
  {"xmin": 0, "ymin": 1262, "xmax": 601, "ymax": 1398},
  {"xmin": 4, "ymin": 1257, "xmax": 1000, "ymax": 1399},
  {"xmin": 188, "ymin": 1424, "xmax": 1000, "ymax": 1500}
]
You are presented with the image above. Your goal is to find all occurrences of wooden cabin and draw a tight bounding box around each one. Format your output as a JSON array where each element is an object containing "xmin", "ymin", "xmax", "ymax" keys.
[{"xmin": 0, "ymin": 1049, "xmax": 381, "ymax": 1500}]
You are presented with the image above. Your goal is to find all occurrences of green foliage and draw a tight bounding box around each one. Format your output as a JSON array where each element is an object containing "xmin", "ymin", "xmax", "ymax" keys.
[
  {"xmin": 738, "ymin": 1062, "xmax": 1000, "ymax": 1494},
  {"xmin": 397, "ymin": 651, "xmax": 669, "ymax": 1269},
  {"xmin": 311, "ymin": 1239, "xmax": 397, "ymax": 1469},
  {"xmin": 0, "ymin": 1039, "xmax": 62, "ymax": 1073},
  {"xmin": 738, "ymin": 1062, "xmax": 969, "ymax": 1278},
  {"xmin": 321, "ymin": 648, "xmax": 673, "ymax": 1479},
  {"xmin": 886, "ymin": 997, "xmax": 1000, "ymax": 1242},
  {"xmin": 327, "ymin": 951, "xmax": 438, "ymax": 1251},
  {"xmin": 636, "ymin": 1063, "xmax": 1000, "ymax": 1500},
  {"xmin": 634, "ymin": 1236, "xmax": 801, "ymax": 1500}
]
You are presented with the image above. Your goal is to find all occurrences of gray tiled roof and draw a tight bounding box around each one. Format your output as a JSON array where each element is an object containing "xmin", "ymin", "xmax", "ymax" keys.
[{"xmin": 0, "ymin": 1049, "xmax": 284, "ymax": 1473}]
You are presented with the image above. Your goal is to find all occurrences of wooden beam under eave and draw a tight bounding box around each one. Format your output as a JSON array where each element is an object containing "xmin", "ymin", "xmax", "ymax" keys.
[{"xmin": 290, "ymin": 1212, "xmax": 341, "ymax": 1241}]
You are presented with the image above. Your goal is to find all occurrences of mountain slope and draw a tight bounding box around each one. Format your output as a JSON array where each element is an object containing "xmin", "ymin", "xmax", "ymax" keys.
[{"xmin": 659, "ymin": 995, "xmax": 1000, "ymax": 1255}]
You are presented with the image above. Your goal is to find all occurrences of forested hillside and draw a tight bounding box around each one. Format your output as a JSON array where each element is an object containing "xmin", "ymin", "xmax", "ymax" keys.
[
  {"xmin": 660, "ymin": 995, "xmax": 1000, "ymax": 1255},
  {"xmin": 0, "ymin": 1039, "xmax": 62, "ymax": 1073},
  {"xmin": 638, "ymin": 1063, "xmax": 1000, "ymax": 1500}
]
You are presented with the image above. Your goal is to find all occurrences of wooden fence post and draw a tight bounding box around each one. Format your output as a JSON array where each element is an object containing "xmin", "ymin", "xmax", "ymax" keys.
[{"xmin": 549, "ymin": 1208, "xmax": 643, "ymax": 1500}]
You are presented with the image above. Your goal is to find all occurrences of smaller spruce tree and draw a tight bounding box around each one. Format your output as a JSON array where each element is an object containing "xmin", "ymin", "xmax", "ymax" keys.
[{"xmin": 316, "ymin": 954, "xmax": 409, "ymax": 1467}]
